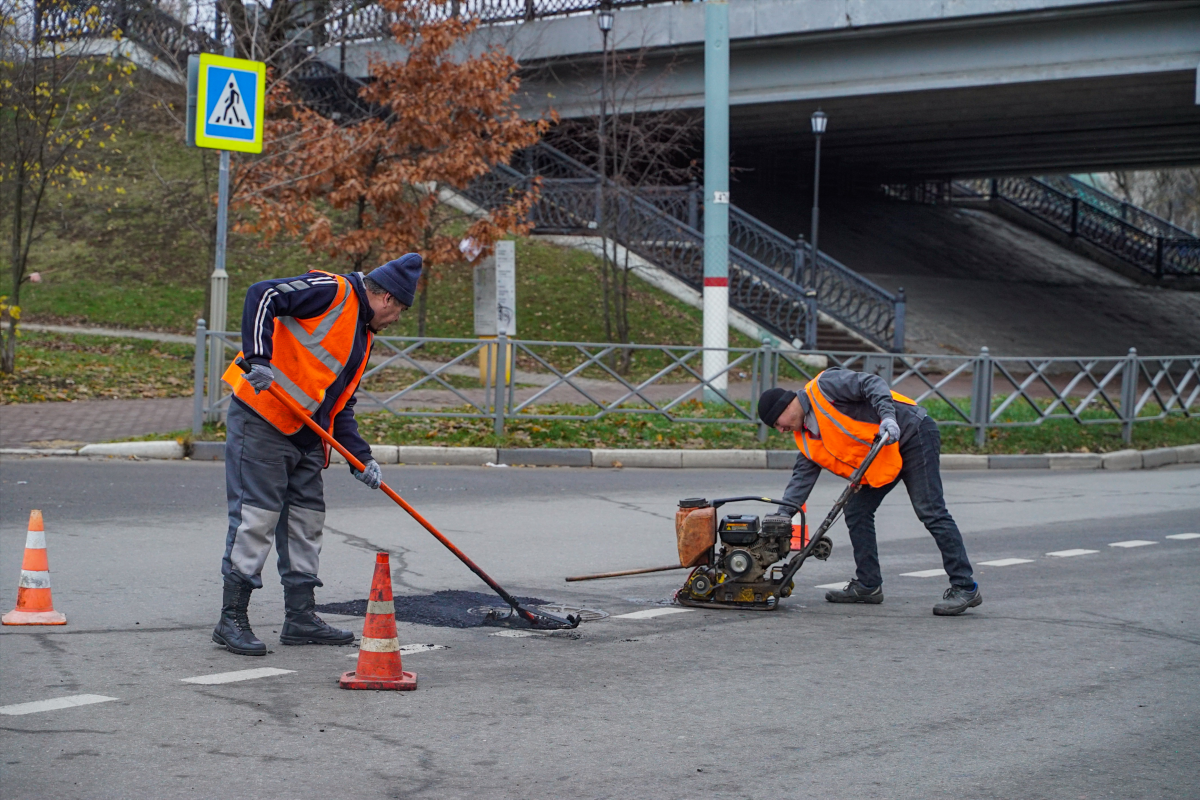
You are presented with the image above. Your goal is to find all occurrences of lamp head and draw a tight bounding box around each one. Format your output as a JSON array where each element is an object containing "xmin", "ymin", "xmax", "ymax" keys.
[
  {"xmin": 811, "ymin": 109, "xmax": 827, "ymax": 135},
  {"xmin": 598, "ymin": 7, "xmax": 614, "ymax": 31}
]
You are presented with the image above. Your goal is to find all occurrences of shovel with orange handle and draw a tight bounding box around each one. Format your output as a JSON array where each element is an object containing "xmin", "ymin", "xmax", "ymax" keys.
[{"xmin": 235, "ymin": 358, "xmax": 579, "ymax": 630}]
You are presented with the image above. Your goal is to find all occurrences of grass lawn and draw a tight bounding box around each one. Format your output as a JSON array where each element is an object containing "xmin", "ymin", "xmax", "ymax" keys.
[{"xmin": 0, "ymin": 331, "xmax": 195, "ymax": 404}]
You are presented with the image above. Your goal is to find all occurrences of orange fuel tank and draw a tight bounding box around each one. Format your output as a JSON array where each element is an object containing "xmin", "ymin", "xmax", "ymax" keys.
[{"xmin": 675, "ymin": 499, "xmax": 716, "ymax": 567}]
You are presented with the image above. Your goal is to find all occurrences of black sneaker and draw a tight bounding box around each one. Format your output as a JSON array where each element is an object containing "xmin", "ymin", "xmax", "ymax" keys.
[
  {"xmin": 933, "ymin": 583, "xmax": 982, "ymax": 616},
  {"xmin": 825, "ymin": 580, "xmax": 884, "ymax": 604}
]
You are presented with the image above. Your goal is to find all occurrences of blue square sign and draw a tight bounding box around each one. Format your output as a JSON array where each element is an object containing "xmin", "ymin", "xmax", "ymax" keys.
[{"xmin": 193, "ymin": 53, "xmax": 266, "ymax": 153}]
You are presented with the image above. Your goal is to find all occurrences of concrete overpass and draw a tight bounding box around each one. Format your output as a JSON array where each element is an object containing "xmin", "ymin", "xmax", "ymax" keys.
[{"xmin": 333, "ymin": 0, "xmax": 1200, "ymax": 180}]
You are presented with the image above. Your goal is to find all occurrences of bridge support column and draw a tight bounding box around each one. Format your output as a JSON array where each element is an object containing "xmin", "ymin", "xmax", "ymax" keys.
[{"xmin": 702, "ymin": 0, "xmax": 729, "ymax": 403}]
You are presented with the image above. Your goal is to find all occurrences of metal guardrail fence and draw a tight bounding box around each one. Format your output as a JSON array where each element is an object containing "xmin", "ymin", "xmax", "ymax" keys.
[
  {"xmin": 193, "ymin": 323, "xmax": 1199, "ymax": 446},
  {"xmin": 884, "ymin": 177, "xmax": 1200, "ymax": 280}
]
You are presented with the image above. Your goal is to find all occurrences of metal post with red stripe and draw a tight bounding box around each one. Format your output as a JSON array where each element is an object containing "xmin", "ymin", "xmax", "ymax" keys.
[{"xmin": 702, "ymin": 0, "xmax": 729, "ymax": 402}]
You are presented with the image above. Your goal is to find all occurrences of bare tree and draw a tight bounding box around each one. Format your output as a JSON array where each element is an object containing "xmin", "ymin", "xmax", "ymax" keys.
[
  {"xmin": 545, "ymin": 44, "xmax": 699, "ymax": 372},
  {"xmin": 1099, "ymin": 169, "xmax": 1200, "ymax": 235}
]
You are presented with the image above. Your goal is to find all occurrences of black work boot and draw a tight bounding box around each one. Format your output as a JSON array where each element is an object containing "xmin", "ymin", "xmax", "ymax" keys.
[
  {"xmin": 933, "ymin": 583, "xmax": 982, "ymax": 616},
  {"xmin": 825, "ymin": 580, "xmax": 884, "ymax": 604},
  {"xmin": 212, "ymin": 583, "xmax": 267, "ymax": 656},
  {"xmin": 280, "ymin": 587, "xmax": 355, "ymax": 646}
]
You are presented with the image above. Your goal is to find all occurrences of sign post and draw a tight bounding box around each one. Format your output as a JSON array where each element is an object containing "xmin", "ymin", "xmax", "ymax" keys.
[
  {"xmin": 473, "ymin": 241, "xmax": 517, "ymax": 386},
  {"xmin": 186, "ymin": 49, "xmax": 266, "ymax": 420}
]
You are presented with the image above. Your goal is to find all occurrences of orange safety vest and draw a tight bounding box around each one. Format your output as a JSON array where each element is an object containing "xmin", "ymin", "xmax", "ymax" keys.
[
  {"xmin": 793, "ymin": 371, "xmax": 917, "ymax": 488},
  {"xmin": 222, "ymin": 271, "xmax": 372, "ymax": 439}
]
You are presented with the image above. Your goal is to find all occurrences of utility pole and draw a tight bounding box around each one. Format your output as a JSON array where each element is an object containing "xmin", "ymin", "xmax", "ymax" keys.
[{"xmin": 702, "ymin": 0, "xmax": 729, "ymax": 402}]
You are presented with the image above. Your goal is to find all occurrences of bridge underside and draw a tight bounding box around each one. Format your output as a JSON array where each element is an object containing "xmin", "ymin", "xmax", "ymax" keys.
[
  {"xmin": 480, "ymin": 0, "xmax": 1200, "ymax": 182},
  {"xmin": 728, "ymin": 70, "xmax": 1200, "ymax": 182}
]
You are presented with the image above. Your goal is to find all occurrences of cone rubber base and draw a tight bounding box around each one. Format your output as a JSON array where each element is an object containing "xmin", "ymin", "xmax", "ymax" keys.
[
  {"xmin": 3, "ymin": 609, "xmax": 66, "ymax": 625},
  {"xmin": 339, "ymin": 670, "xmax": 416, "ymax": 691}
]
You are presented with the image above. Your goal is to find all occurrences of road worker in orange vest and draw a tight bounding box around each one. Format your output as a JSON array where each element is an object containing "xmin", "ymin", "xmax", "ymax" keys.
[
  {"xmin": 758, "ymin": 367, "xmax": 981, "ymax": 616},
  {"xmin": 212, "ymin": 254, "xmax": 422, "ymax": 656}
]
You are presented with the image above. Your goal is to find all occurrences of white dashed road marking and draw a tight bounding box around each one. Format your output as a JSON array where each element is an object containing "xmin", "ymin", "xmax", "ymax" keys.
[
  {"xmin": 0, "ymin": 694, "xmax": 117, "ymax": 716},
  {"xmin": 1108, "ymin": 540, "xmax": 1158, "ymax": 548},
  {"xmin": 1166, "ymin": 533, "xmax": 1200, "ymax": 541},
  {"xmin": 1047, "ymin": 549, "xmax": 1099, "ymax": 557},
  {"xmin": 612, "ymin": 607, "xmax": 692, "ymax": 620},
  {"xmin": 181, "ymin": 667, "xmax": 295, "ymax": 685},
  {"xmin": 815, "ymin": 582, "xmax": 849, "ymax": 590},
  {"xmin": 978, "ymin": 558, "xmax": 1036, "ymax": 567},
  {"xmin": 899, "ymin": 569, "xmax": 947, "ymax": 578}
]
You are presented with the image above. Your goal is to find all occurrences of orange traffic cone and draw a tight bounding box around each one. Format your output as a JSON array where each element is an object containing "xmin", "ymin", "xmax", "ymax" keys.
[
  {"xmin": 790, "ymin": 504, "xmax": 810, "ymax": 551},
  {"xmin": 3, "ymin": 510, "xmax": 67, "ymax": 626},
  {"xmin": 339, "ymin": 552, "xmax": 416, "ymax": 691}
]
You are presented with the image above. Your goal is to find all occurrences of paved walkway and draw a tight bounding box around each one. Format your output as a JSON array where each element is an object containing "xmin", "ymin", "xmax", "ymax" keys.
[{"xmin": 0, "ymin": 397, "xmax": 193, "ymax": 447}]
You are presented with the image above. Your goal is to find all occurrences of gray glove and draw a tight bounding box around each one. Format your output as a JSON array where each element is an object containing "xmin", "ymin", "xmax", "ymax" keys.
[
  {"xmin": 244, "ymin": 363, "xmax": 274, "ymax": 394},
  {"xmin": 879, "ymin": 417, "xmax": 901, "ymax": 444},
  {"xmin": 351, "ymin": 458, "xmax": 382, "ymax": 490}
]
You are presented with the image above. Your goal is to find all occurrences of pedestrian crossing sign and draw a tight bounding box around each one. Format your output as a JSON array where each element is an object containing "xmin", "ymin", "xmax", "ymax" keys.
[{"xmin": 193, "ymin": 53, "xmax": 266, "ymax": 153}]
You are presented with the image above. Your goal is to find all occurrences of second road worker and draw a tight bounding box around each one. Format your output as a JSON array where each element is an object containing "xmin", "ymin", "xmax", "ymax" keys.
[
  {"xmin": 758, "ymin": 367, "xmax": 981, "ymax": 616},
  {"xmin": 211, "ymin": 254, "xmax": 423, "ymax": 656}
]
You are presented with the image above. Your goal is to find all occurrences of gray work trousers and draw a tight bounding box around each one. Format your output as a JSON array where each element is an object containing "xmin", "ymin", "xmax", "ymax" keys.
[{"xmin": 222, "ymin": 401, "xmax": 326, "ymax": 591}]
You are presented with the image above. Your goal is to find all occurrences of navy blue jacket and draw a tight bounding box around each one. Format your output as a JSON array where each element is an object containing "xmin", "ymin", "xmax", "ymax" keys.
[{"xmin": 234, "ymin": 271, "xmax": 374, "ymax": 464}]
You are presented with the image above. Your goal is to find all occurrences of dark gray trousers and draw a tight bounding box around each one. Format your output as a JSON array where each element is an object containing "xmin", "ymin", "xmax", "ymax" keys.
[
  {"xmin": 842, "ymin": 415, "xmax": 975, "ymax": 589},
  {"xmin": 222, "ymin": 401, "xmax": 326, "ymax": 591}
]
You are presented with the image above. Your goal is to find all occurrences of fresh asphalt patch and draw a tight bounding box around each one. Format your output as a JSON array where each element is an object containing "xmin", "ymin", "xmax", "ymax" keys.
[{"xmin": 315, "ymin": 589, "xmax": 550, "ymax": 629}]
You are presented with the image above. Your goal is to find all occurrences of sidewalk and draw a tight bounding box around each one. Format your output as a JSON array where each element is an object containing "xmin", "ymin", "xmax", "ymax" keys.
[{"xmin": 0, "ymin": 397, "xmax": 193, "ymax": 447}]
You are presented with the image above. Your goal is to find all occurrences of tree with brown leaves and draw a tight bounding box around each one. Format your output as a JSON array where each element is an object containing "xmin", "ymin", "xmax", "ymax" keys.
[{"xmin": 235, "ymin": 0, "xmax": 551, "ymax": 335}]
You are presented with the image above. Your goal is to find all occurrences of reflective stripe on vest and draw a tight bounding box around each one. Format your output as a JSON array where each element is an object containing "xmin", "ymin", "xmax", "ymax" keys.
[
  {"xmin": 792, "ymin": 371, "xmax": 916, "ymax": 488},
  {"xmin": 222, "ymin": 271, "xmax": 368, "ymax": 436}
]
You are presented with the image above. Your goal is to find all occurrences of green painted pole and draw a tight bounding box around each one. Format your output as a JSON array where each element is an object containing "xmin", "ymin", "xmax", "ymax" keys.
[{"xmin": 703, "ymin": 0, "xmax": 729, "ymax": 403}]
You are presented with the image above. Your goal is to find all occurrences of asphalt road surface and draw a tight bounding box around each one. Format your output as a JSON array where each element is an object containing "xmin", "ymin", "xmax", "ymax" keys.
[{"xmin": 1, "ymin": 457, "xmax": 1198, "ymax": 800}]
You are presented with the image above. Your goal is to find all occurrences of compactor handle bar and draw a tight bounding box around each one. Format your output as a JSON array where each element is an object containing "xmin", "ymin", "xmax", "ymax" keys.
[
  {"xmin": 710, "ymin": 496, "xmax": 800, "ymax": 514},
  {"xmin": 776, "ymin": 434, "xmax": 890, "ymax": 590}
]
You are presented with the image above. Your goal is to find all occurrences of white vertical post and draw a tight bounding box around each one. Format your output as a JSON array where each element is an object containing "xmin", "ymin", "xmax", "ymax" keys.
[{"xmin": 702, "ymin": 0, "xmax": 729, "ymax": 402}]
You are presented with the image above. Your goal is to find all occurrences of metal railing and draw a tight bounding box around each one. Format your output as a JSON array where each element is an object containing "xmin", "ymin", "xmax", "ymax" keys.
[
  {"xmin": 193, "ymin": 323, "xmax": 1198, "ymax": 447},
  {"xmin": 884, "ymin": 177, "xmax": 1200, "ymax": 280},
  {"xmin": 468, "ymin": 142, "xmax": 904, "ymax": 351},
  {"xmin": 327, "ymin": 0, "xmax": 686, "ymax": 42},
  {"xmin": 1038, "ymin": 175, "xmax": 1196, "ymax": 241}
]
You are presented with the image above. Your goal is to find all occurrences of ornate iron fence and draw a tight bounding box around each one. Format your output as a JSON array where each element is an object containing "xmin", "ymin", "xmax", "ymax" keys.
[
  {"xmin": 469, "ymin": 143, "xmax": 902, "ymax": 350},
  {"xmin": 889, "ymin": 177, "xmax": 1200, "ymax": 279},
  {"xmin": 193, "ymin": 323, "xmax": 1198, "ymax": 448},
  {"xmin": 328, "ymin": 0, "xmax": 686, "ymax": 41}
]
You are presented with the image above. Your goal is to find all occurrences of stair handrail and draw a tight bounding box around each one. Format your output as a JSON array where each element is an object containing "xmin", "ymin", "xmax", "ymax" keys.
[
  {"xmin": 463, "ymin": 157, "xmax": 823, "ymax": 349},
  {"xmin": 893, "ymin": 177, "xmax": 1200, "ymax": 280},
  {"xmin": 518, "ymin": 143, "xmax": 902, "ymax": 350},
  {"xmin": 1042, "ymin": 176, "xmax": 1196, "ymax": 241}
]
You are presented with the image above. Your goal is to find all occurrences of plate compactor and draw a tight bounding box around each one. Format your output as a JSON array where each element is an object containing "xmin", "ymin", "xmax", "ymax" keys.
[
  {"xmin": 674, "ymin": 495, "xmax": 820, "ymax": 610},
  {"xmin": 566, "ymin": 435, "xmax": 887, "ymax": 613},
  {"xmin": 676, "ymin": 435, "xmax": 886, "ymax": 609}
]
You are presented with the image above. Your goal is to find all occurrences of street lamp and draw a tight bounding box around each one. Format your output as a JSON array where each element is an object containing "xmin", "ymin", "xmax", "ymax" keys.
[
  {"xmin": 597, "ymin": 5, "xmax": 613, "ymax": 182},
  {"xmin": 809, "ymin": 109, "xmax": 827, "ymax": 285}
]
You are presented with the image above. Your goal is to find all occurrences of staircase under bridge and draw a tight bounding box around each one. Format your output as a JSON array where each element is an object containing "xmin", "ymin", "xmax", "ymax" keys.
[{"xmin": 462, "ymin": 143, "xmax": 906, "ymax": 352}]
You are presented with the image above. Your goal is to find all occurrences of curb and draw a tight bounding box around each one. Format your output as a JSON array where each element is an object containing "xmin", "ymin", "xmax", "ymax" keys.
[{"xmin": 2, "ymin": 442, "xmax": 1198, "ymax": 471}]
